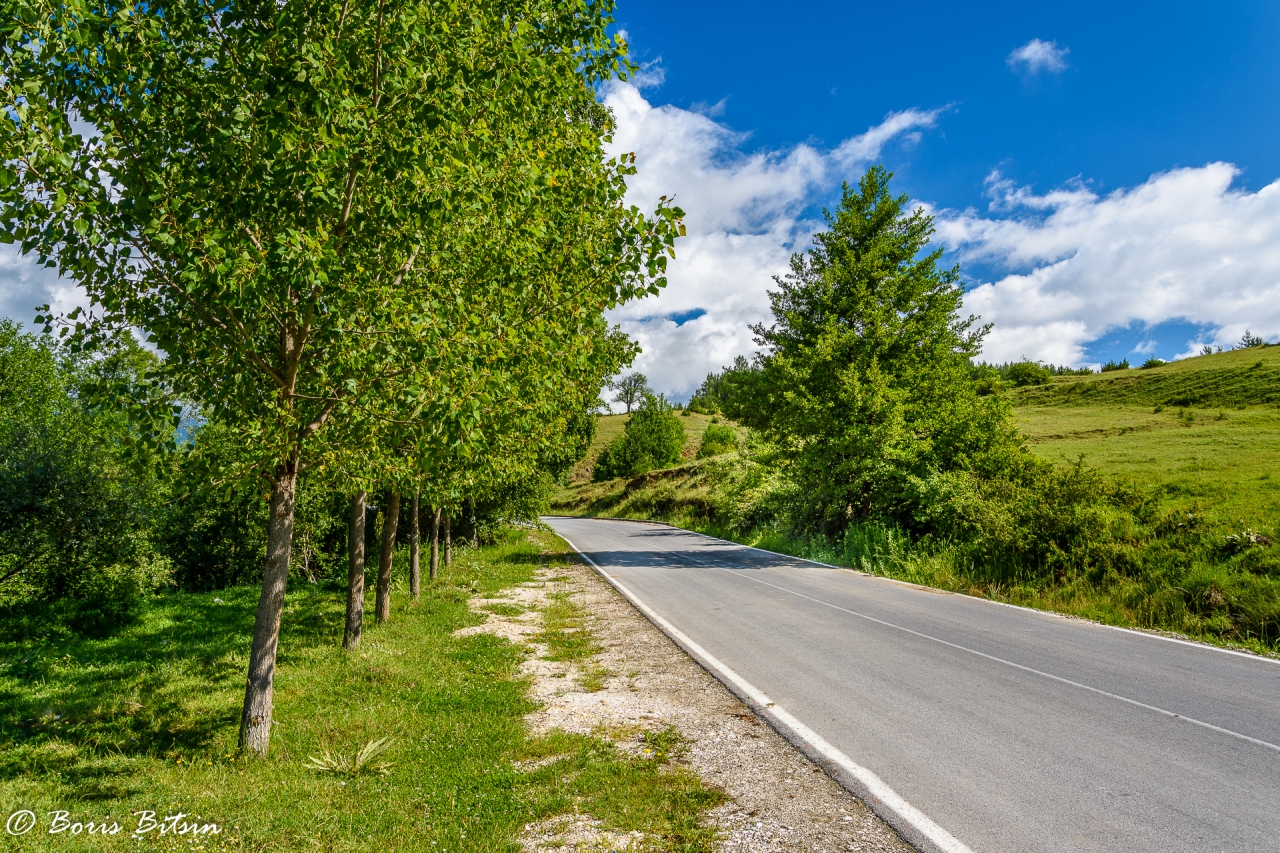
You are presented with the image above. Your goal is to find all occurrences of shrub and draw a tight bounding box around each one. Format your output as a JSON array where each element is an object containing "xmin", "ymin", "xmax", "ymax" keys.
[
  {"xmin": 1004, "ymin": 361, "xmax": 1051, "ymax": 387},
  {"xmin": 1140, "ymin": 357, "xmax": 1165, "ymax": 369},
  {"xmin": 1101, "ymin": 359, "xmax": 1130, "ymax": 372},
  {"xmin": 0, "ymin": 322, "xmax": 170, "ymax": 632},
  {"xmin": 593, "ymin": 395, "xmax": 686, "ymax": 480},
  {"xmin": 697, "ymin": 423, "xmax": 740, "ymax": 458}
]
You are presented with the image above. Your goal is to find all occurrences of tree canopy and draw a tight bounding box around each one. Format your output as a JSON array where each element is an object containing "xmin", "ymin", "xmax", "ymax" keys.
[{"xmin": 721, "ymin": 167, "xmax": 1019, "ymax": 532}]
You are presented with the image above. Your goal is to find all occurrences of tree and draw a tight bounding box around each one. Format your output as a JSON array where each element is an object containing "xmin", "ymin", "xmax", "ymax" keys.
[
  {"xmin": 721, "ymin": 167, "xmax": 1019, "ymax": 532},
  {"xmin": 0, "ymin": 322, "xmax": 169, "ymax": 632},
  {"xmin": 2, "ymin": 0, "xmax": 681, "ymax": 755},
  {"xmin": 611, "ymin": 372, "xmax": 652, "ymax": 413},
  {"xmin": 593, "ymin": 394, "xmax": 686, "ymax": 480},
  {"xmin": 1237, "ymin": 330, "xmax": 1266, "ymax": 349}
]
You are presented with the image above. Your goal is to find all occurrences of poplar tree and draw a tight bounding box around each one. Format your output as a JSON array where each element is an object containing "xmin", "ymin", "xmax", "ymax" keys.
[{"xmin": 2, "ymin": 0, "xmax": 680, "ymax": 754}]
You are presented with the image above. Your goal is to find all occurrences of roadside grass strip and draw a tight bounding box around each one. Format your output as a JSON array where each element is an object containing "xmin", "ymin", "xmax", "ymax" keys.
[{"xmin": 0, "ymin": 529, "xmax": 723, "ymax": 851}]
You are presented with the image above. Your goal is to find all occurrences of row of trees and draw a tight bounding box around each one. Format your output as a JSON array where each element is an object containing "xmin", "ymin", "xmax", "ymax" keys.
[{"xmin": 1, "ymin": 0, "xmax": 682, "ymax": 755}]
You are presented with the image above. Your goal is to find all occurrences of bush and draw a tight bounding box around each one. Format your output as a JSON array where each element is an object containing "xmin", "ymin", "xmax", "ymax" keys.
[
  {"xmin": 593, "ymin": 395, "xmax": 686, "ymax": 480},
  {"xmin": 697, "ymin": 423, "xmax": 739, "ymax": 458},
  {"xmin": 1140, "ymin": 357, "xmax": 1165, "ymax": 369},
  {"xmin": 0, "ymin": 322, "xmax": 170, "ymax": 632},
  {"xmin": 1101, "ymin": 359, "xmax": 1130, "ymax": 372},
  {"xmin": 1004, "ymin": 361, "xmax": 1051, "ymax": 387}
]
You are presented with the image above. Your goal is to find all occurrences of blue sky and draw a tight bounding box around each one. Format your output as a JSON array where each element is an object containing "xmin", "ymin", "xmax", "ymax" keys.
[
  {"xmin": 614, "ymin": 1, "xmax": 1280, "ymax": 207},
  {"xmin": 597, "ymin": 0, "xmax": 1280, "ymax": 394}
]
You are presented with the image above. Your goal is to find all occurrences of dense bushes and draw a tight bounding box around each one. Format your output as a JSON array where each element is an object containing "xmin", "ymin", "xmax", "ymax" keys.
[
  {"xmin": 697, "ymin": 423, "xmax": 739, "ymax": 458},
  {"xmin": 0, "ymin": 322, "xmax": 171, "ymax": 633},
  {"xmin": 593, "ymin": 396, "xmax": 686, "ymax": 480}
]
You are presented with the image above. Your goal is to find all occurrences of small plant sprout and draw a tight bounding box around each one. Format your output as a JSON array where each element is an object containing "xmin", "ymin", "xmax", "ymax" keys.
[{"xmin": 305, "ymin": 737, "xmax": 395, "ymax": 777}]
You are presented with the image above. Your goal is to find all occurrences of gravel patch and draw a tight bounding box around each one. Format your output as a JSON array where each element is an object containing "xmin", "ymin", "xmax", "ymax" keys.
[{"xmin": 461, "ymin": 534, "xmax": 916, "ymax": 853}]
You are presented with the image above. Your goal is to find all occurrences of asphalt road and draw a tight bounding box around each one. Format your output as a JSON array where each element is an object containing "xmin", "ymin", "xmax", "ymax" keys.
[{"xmin": 545, "ymin": 516, "xmax": 1280, "ymax": 853}]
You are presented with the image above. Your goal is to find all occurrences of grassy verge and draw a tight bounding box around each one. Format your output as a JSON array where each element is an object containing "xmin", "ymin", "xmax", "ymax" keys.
[
  {"xmin": 553, "ymin": 464, "xmax": 1280, "ymax": 657},
  {"xmin": 0, "ymin": 529, "xmax": 723, "ymax": 851}
]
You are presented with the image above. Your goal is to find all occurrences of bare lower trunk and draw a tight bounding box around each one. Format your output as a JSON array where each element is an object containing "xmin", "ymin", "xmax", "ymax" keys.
[
  {"xmin": 375, "ymin": 490, "xmax": 401, "ymax": 623},
  {"xmin": 409, "ymin": 491, "xmax": 420, "ymax": 600},
  {"xmin": 239, "ymin": 462, "xmax": 299, "ymax": 756},
  {"xmin": 444, "ymin": 515, "xmax": 452, "ymax": 566},
  {"xmin": 429, "ymin": 505, "xmax": 442, "ymax": 580},
  {"xmin": 468, "ymin": 498, "xmax": 477, "ymax": 548},
  {"xmin": 343, "ymin": 490, "xmax": 367, "ymax": 650}
]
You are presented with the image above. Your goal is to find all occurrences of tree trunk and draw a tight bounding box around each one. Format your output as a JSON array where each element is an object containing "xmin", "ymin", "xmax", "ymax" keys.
[
  {"xmin": 444, "ymin": 515, "xmax": 452, "ymax": 566},
  {"xmin": 239, "ymin": 462, "xmax": 299, "ymax": 756},
  {"xmin": 429, "ymin": 505, "xmax": 442, "ymax": 580},
  {"xmin": 343, "ymin": 490, "xmax": 367, "ymax": 650},
  {"xmin": 409, "ymin": 490, "xmax": 420, "ymax": 600},
  {"xmin": 468, "ymin": 498, "xmax": 478, "ymax": 548},
  {"xmin": 375, "ymin": 490, "xmax": 400, "ymax": 623}
]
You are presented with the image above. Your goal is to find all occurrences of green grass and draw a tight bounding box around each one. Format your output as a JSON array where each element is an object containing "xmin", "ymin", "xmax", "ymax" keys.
[
  {"xmin": 1010, "ymin": 344, "xmax": 1280, "ymax": 408},
  {"xmin": 0, "ymin": 529, "xmax": 724, "ymax": 851},
  {"xmin": 1016, "ymin": 403, "xmax": 1280, "ymax": 528}
]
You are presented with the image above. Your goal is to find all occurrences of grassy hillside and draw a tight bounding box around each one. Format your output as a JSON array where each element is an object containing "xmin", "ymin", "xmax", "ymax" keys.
[
  {"xmin": 569, "ymin": 410, "xmax": 726, "ymax": 482},
  {"xmin": 1013, "ymin": 347, "xmax": 1280, "ymax": 528},
  {"xmin": 1010, "ymin": 345, "xmax": 1280, "ymax": 408}
]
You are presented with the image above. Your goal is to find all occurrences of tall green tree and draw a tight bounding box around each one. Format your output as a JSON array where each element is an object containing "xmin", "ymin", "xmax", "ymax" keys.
[
  {"xmin": 1, "ymin": 0, "xmax": 680, "ymax": 754},
  {"xmin": 722, "ymin": 167, "xmax": 1019, "ymax": 532}
]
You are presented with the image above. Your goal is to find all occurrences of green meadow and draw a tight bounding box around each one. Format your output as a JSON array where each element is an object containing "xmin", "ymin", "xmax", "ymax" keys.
[{"xmin": 1013, "ymin": 345, "xmax": 1280, "ymax": 528}]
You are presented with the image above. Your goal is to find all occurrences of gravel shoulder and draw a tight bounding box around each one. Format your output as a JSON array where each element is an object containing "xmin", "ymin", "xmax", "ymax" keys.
[{"xmin": 458, "ymin": 531, "xmax": 915, "ymax": 853}]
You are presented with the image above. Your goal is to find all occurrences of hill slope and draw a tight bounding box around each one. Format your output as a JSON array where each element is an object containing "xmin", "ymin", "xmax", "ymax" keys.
[
  {"xmin": 1010, "ymin": 345, "xmax": 1280, "ymax": 408},
  {"xmin": 1013, "ymin": 347, "xmax": 1280, "ymax": 527}
]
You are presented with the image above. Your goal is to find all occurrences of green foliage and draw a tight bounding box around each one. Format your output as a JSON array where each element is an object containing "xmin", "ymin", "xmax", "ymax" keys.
[
  {"xmin": 696, "ymin": 423, "xmax": 740, "ymax": 458},
  {"xmin": 721, "ymin": 167, "xmax": 1022, "ymax": 533},
  {"xmin": 1101, "ymin": 359, "xmax": 1131, "ymax": 372},
  {"xmin": 1003, "ymin": 360, "xmax": 1052, "ymax": 386},
  {"xmin": 0, "ymin": 322, "xmax": 170, "ymax": 633},
  {"xmin": 1141, "ymin": 357, "xmax": 1165, "ymax": 369},
  {"xmin": 1237, "ymin": 330, "xmax": 1266, "ymax": 349},
  {"xmin": 593, "ymin": 396, "xmax": 687, "ymax": 480},
  {"xmin": 609, "ymin": 371, "xmax": 653, "ymax": 413},
  {"xmin": 686, "ymin": 356, "xmax": 749, "ymax": 414}
]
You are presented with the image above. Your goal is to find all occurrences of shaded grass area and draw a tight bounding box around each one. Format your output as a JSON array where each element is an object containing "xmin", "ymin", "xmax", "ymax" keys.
[{"xmin": 0, "ymin": 529, "xmax": 723, "ymax": 851}]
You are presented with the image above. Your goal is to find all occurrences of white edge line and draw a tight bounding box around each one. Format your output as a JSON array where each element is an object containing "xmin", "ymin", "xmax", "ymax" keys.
[
  {"xmin": 543, "ymin": 516, "xmax": 1279, "ymax": 667},
  {"xmin": 554, "ymin": 529, "xmax": 975, "ymax": 853}
]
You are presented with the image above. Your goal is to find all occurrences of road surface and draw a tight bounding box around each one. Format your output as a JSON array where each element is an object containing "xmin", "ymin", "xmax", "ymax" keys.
[{"xmin": 544, "ymin": 516, "xmax": 1280, "ymax": 853}]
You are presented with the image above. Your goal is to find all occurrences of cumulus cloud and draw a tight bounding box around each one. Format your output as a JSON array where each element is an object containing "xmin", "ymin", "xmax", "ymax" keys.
[
  {"xmin": 600, "ymin": 81, "xmax": 944, "ymax": 398},
  {"xmin": 937, "ymin": 163, "xmax": 1280, "ymax": 365},
  {"xmin": 1007, "ymin": 38, "xmax": 1069, "ymax": 74}
]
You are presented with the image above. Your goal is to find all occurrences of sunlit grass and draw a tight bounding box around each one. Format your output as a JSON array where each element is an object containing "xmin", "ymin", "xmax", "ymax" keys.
[{"xmin": 0, "ymin": 530, "xmax": 723, "ymax": 851}]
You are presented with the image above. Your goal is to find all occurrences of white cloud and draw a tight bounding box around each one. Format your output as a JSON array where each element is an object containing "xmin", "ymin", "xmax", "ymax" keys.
[
  {"xmin": 937, "ymin": 163, "xmax": 1280, "ymax": 365},
  {"xmin": 0, "ymin": 246, "xmax": 86, "ymax": 330},
  {"xmin": 600, "ymin": 81, "xmax": 944, "ymax": 398},
  {"xmin": 1007, "ymin": 39, "xmax": 1069, "ymax": 74}
]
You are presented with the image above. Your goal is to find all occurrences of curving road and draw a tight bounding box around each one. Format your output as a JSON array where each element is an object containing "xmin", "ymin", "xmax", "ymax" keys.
[{"xmin": 545, "ymin": 516, "xmax": 1280, "ymax": 853}]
